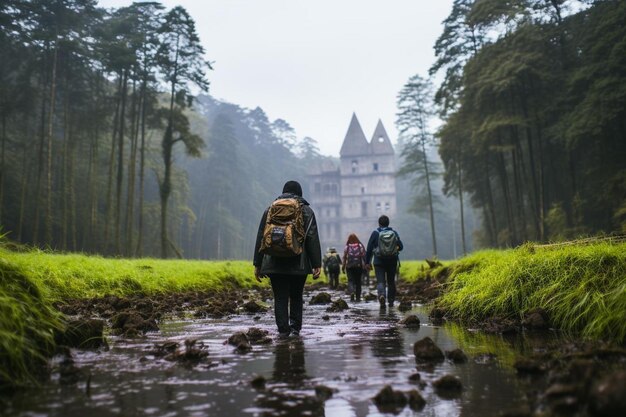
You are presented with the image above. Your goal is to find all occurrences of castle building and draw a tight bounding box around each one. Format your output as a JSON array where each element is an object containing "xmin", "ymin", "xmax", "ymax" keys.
[{"xmin": 309, "ymin": 113, "xmax": 397, "ymax": 251}]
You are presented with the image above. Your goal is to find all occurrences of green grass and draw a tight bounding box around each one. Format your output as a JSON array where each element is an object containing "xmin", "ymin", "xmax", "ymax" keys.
[
  {"xmin": 3, "ymin": 248, "xmax": 266, "ymax": 302},
  {"xmin": 434, "ymin": 242, "xmax": 626, "ymax": 342},
  {"xmin": 400, "ymin": 260, "xmax": 452, "ymax": 282},
  {"xmin": 0, "ymin": 246, "xmax": 268, "ymax": 389}
]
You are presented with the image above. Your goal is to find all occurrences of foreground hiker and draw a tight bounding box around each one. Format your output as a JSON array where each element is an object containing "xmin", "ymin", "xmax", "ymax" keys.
[
  {"xmin": 253, "ymin": 180, "xmax": 322, "ymax": 338},
  {"xmin": 365, "ymin": 215, "xmax": 403, "ymax": 308}
]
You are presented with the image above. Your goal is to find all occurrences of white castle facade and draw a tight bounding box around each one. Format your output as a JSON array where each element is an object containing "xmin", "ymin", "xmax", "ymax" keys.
[{"xmin": 308, "ymin": 113, "xmax": 397, "ymax": 250}]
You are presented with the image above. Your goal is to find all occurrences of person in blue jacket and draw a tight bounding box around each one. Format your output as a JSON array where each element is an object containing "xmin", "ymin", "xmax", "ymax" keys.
[{"xmin": 365, "ymin": 215, "xmax": 403, "ymax": 308}]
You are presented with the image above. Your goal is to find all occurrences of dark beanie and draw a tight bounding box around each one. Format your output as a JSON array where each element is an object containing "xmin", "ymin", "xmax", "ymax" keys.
[{"xmin": 282, "ymin": 180, "xmax": 303, "ymax": 197}]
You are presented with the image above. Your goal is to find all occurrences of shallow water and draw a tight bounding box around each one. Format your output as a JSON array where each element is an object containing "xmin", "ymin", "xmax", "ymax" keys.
[{"xmin": 2, "ymin": 288, "xmax": 557, "ymax": 417}]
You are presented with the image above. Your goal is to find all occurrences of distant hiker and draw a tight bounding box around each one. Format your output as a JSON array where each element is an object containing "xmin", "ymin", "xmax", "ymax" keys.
[
  {"xmin": 254, "ymin": 180, "xmax": 322, "ymax": 338},
  {"xmin": 365, "ymin": 215, "xmax": 403, "ymax": 308},
  {"xmin": 323, "ymin": 247, "xmax": 341, "ymax": 289},
  {"xmin": 342, "ymin": 233, "xmax": 366, "ymax": 302}
]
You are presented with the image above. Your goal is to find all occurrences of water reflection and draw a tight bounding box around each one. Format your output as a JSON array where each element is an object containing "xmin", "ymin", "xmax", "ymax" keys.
[
  {"xmin": 370, "ymin": 310, "xmax": 405, "ymax": 377},
  {"xmin": 256, "ymin": 339, "xmax": 326, "ymax": 416},
  {"xmin": 272, "ymin": 338, "xmax": 307, "ymax": 384}
]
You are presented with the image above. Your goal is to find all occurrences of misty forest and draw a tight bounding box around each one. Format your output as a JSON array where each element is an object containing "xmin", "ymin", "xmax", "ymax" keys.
[
  {"xmin": 0, "ymin": 0, "xmax": 624, "ymax": 260},
  {"xmin": 1, "ymin": 1, "xmax": 626, "ymax": 416}
]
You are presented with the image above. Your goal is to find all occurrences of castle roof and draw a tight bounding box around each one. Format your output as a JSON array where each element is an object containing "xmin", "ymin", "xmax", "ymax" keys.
[
  {"xmin": 339, "ymin": 113, "xmax": 370, "ymax": 157},
  {"xmin": 369, "ymin": 119, "xmax": 395, "ymax": 155}
]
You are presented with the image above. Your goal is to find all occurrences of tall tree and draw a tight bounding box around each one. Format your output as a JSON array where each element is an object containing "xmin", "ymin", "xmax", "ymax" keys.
[
  {"xmin": 397, "ymin": 75, "xmax": 440, "ymax": 257},
  {"xmin": 157, "ymin": 5, "xmax": 210, "ymax": 257}
]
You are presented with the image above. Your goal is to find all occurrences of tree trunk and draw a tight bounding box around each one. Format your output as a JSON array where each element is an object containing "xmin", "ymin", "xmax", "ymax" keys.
[
  {"xmin": 104, "ymin": 75, "xmax": 123, "ymax": 252},
  {"xmin": 125, "ymin": 78, "xmax": 139, "ymax": 256},
  {"xmin": 457, "ymin": 161, "xmax": 467, "ymax": 255},
  {"xmin": 136, "ymin": 77, "xmax": 148, "ymax": 257},
  {"xmin": 421, "ymin": 138, "xmax": 437, "ymax": 257},
  {"xmin": 115, "ymin": 69, "xmax": 128, "ymax": 254},
  {"xmin": 45, "ymin": 39, "xmax": 59, "ymax": 246}
]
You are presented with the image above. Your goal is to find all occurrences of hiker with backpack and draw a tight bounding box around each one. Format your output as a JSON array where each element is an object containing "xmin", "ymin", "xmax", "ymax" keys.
[
  {"xmin": 253, "ymin": 181, "xmax": 322, "ymax": 338},
  {"xmin": 365, "ymin": 215, "xmax": 403, "ymax": 308},
  {"xmin": 341, "ymin": 233, "xmax": 366, "ymax": 302},
  {"xmin": 322, "ymin": 247, "xmax": 341, "ymax": 289}
]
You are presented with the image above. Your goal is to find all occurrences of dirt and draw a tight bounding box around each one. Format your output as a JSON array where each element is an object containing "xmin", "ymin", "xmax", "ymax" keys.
[{"xmin": 42, "ymin": 279, "xmax": 626, "ymax": 417}]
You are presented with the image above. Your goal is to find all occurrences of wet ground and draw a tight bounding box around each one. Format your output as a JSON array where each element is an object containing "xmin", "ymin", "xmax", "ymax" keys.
[{"xmin": 2, "ymin": 285, "xmax": 623, "ymax": 417}]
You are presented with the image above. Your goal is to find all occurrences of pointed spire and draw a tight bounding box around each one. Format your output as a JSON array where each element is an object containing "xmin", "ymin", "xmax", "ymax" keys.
[
  {"xmin": 369, "ymin": 119, "xmax": 395, "ymax": 155},
  {"xmin": 340, "ymin": 113, "xmax": 370, "ymax": 157}
]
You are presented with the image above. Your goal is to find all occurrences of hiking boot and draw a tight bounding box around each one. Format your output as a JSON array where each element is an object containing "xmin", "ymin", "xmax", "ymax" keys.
[
  {"xmin": 277, "ymin": 331, "xmax": 290, "ymax": 339},
  {"xmin": 350, "ymin": 294, "xmax": 355, "ymax": 302},
  {"xmin": 289, "ymin": 329, "xmax": 300, "ymax": 337},
  {"xmin": 379, "ymin": 295, "xmax": 386, "ymax": 308}
]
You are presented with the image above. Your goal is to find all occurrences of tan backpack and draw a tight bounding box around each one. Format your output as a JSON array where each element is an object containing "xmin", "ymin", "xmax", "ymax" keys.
[{"xmin": 259, "ymin": 198, "xmax": 305, "ymax": 257}]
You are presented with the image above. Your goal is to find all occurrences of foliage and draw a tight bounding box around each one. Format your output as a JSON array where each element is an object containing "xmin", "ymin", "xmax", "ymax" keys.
[
  {"xmin": 433, "ymin": 0, "xmax": 626, "ymax": 247},
  {"xmin": 434, "ymin": 242, "xmax": 626, "ymax": 342}
]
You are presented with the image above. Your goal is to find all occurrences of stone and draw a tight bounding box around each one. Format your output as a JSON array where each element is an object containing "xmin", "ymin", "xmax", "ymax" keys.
[{"xmin": 413, "ymin": 337, "xmax": 444, "ymax": 363}]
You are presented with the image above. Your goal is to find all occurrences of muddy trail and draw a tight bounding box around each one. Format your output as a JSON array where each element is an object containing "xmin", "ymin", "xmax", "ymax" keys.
[{"xmin": 2, "ymin": 281, "xmax": 626, "ymax": 417}]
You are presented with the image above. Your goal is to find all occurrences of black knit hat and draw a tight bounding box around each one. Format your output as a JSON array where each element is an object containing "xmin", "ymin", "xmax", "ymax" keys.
[{"xmin": 282, "ymin": 180, "xmax": 303, "ymax": 197}]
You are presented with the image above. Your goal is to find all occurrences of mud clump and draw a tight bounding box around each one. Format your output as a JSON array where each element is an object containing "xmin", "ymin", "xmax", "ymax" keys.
[
  {"xmin": 309, "ymin": 292, "xmax": 332, "ymax": 305},
  {"xmin": 399, "ymin": 315, "xmax": 420, "ymax": 328},
  {"xmin": 433, "ymin": 374, "xmax": 463, "ymax": 398},
  {"xmin": 429, "ymin": 307, "xmax": 447, "ymax": 325},
  {"xmin": 326, "ymin": 299, "xmax": 349, "ymax": 312},
  {"xmin": 246, "ymin": 327, "xmax": 272, "ymax": 345},
  {"xmin": 446, "ymin": 348, "xmax": 468, "ymax": 364},
  {"xmin": 227, "ymin": 332, "xmax": 252, "ymax": 353},
  {"xmin": 167, "ymin": 339, "xmax": 209, "ymax": 367},
  {"xmin": 242, "ymin": 300, "xmax": 267, "ymax": 314},
  {"xmin": 406, "ymin": 389, "xmax": 426, "ymax": 411},
  {"xmin": 373, "ymin": 385, "xmax": 407, "ymax": 414},
  {"xmin": 397, "ymin": 300, "xmax": 412, "ymax": 312},
  {"xmin": 56, "ymin": 319, "xmax": 107, "ymax": 349},
  {"xmin": 363, "ymin": 293, "xmax": 378, "ymax": 302},
  {"xmin": 522, "ymin": 308, "xmax": 550, "ymax": 330},
  {"xmin": 111, "ymin": 311, "xmax": 159, "ymax": 337},
  {"xmin": 250, "ymin": 375, "xmax": 266, "ymax": 390},
  {"xmin": 413, "ymin": 337, "xmax": 444, "ymax": 363}
]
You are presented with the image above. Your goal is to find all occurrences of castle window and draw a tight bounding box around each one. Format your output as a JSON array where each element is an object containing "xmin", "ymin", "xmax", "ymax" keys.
[
  {"xmin": 361, "ymin": 201, "xmax": 368, "ymax": 217},
  {"xmin": 314, "ymin": 182, "xmax": 321, "ymax": 193},
  {"xmin": 361, "ymin": 186, "xmax": 365, "ymax": 194},
  {"xmin": 351, "ymin": 160, "xmax": 358, "ymax": 173},
  {"xmin": 376, "ymin": 202, "xmax": 381, "ymax": 212},
  {"xmin": 331, "ymin": 184, "xmax": 338, "ymax": 195},
  {"xmin": 378, "ymin": 136, "xmax": 385, "ymax": 143},
  {"xmin": 373, "ymin": 162, "xmax": 379, "ymax": 172},
  {"xmin": 385, "ymin": 202, "xmax": 391, "ymax": 211}
]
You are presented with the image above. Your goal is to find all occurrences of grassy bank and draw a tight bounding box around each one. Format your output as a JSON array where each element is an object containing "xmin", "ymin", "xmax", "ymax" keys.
[
  {"xmin": 0, "ymin": 247, "xmax": 264, "ymax": 389},
  {"xmin": 402, "ymin": 242, "xmax": 626, "ymax": 342}
]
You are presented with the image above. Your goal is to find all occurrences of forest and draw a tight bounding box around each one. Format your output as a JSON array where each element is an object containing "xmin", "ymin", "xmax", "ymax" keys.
[
  {"xmin": 0, "ymin": 1, "xmax": 322, "ymax": 259},
  {"xmin": 0, "ymin": 0, "xmax": 624, "ymax": 261},
  {"xmin": 424, "ymin": 0, "xmax": 626, "ymax": 248}
]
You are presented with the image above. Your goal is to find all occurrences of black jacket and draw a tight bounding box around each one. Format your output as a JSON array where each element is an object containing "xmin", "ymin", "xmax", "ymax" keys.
[
  {"xmin": 253, "ymin": 193, "xmax": 322, "ymax": 275},
  {"xmin": 365, "ymin": 227, "xmax": 403, "ymax": 266}
]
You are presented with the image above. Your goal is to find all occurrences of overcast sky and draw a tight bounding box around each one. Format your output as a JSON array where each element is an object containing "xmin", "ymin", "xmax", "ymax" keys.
[{"xmin": 99, "ymin": 0, "xmax": 454, "ymax": 156}]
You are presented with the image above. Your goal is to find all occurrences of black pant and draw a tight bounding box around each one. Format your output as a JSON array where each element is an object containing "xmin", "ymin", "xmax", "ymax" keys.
[
  {"xmin": 327, "ymin": 270, "xmax": 339, "ymax": 288},
  {"xmin": 269, "ymin": 274, "xmax": 307, "ymax": 334},
  {"xmin": 346, "ymin": 267, "xmax": 363, "ymax": 300},
  {"xmin": 375, "ymin": 260, "xmax": 398, "ymax": 305}
]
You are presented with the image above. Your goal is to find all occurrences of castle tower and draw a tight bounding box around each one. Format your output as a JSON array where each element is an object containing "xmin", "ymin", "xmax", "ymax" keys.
[
  {"xmin": 339, "ymin": 114, "xmax": 397, "ymax": 245},
  {"xmin": 308, "ymin": 114, "xmax": 397, "ymax": 251}
]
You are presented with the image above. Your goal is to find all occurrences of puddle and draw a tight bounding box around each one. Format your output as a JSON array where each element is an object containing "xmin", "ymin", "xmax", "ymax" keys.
[{"xmin": 2, "ymin": 288, "xmax": 558, "ymax": 416}]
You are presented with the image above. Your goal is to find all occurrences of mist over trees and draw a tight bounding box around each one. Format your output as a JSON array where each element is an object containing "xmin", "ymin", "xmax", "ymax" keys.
[
  {"xmin": 0, "ymin": 1, "xmax": 322, "ymax": 258},
  {"xmin": 400, "ymin": 0, "xmax": 626, "ymax": 250}
]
